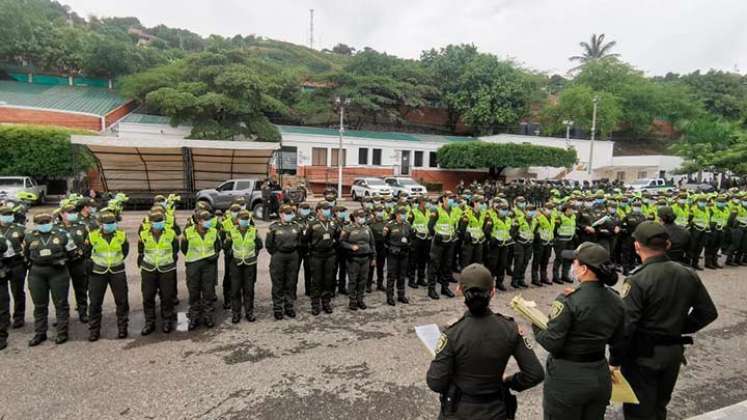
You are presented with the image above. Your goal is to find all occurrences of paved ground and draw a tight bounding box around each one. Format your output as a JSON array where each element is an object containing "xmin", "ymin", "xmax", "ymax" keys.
[{"xmin": 1, "ymin": 209, "xmax": 747, "ymax": 420}]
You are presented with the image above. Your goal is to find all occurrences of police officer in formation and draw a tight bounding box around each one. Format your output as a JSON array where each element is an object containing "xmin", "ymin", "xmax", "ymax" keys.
[{"xmin": 266, "ymin": 204, "xmax": 302, "ymax": 319}]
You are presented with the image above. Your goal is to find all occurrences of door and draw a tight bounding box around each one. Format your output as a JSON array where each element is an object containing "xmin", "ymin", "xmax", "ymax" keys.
[
  {"xmin": 215, "ymin": 181, "xmax": 235, "ymax": 208},
  {"xmin": 400, "ymin": 151, "xmax": 410, "ymax": 176}
]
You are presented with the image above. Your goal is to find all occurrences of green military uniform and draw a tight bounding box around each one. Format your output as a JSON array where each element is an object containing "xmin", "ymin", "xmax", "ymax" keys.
[
  {"xmin": 180, "ymin": 210, "xmax": 221, "ymax": 330},
  {"xmin": 485, "ymin": 203, "xmax": 513, "ymax": 291},
  {"xmin": 611, "ymin": 222, "xmax": 718, "ymax": 420},
  {"xmin": 340, "ymin": 209, "xmax": 376, "ymax": 310},
  {"xmin": 382, "ymin": 208, "xmax": 413, "ymax": 306},
  {"xmin": 296, "ymin": 203, "xmax": 315, "ymax": 298},
  {"xmin": 658, "ymin": 207, "xmax": 692, "ymax": 264},
  {"xmin": 534, "ymin": 242, "xmax": 625, "ymax": 420},
  {"xmin": 705, "ymin": 196, "xmax": 730, "ymax": 268},
  {"xmin": 427, "ymin": 264, "xmax": 544, "ymax": 420},
  {"xmin": 138, "ymin": 211, "xmax": 179, "ymax": 334},
  {"xmin": 688, "ymin": 197, "xmax": 710, "ymax": 270},
  {"xmin": 552, "ymin": 207, "xmax": 576, "ymax": 284},
  {"xmin": 57, "ymin": 204, "xmax": 90, "ymax": 323},
  {"xmin": 531, "ymin": 206, "xmax": 555, "ymax": 286},
  {"xmin": 265, "ymin": 205, "xmax": 302, "ymax": 319},
  {"xmin": 24, "ymin": 213, "xmax": 74, "ymax": 346},
  {"xmin": 304, "ymin": 202, "xmax": 339, "ymax": 315},
  {"xmin": 334, "ymin": 207, "xmax": 350, "ymax": 296},
  {"xmin": 511, "ymin": 205, "xmax": 536, "ymax": 288},
  {"xmin": 0, "ymin": 206, "xmax": 28, "ymax": 328},
  {"xmin": 407, "ymin": 201, "xmax": 432, "ymax": 288},
  {"xmin": 88, "ymin": 212, "xmax": 130, "ymax": 340},
  {"xmin": 223, "ymin": 210, "xmax": 263, "ymax": 323},
  {"xmin": 460, "ymin": 201, "xmax": 488, "ymax": 266},
  {"xmin": 367, "ymin": 206, "xmax": 388, "ymax": 292},
  {"xmin": 219, "ymin": 204, "xmax": 241, "ymax": 309},
  {"xmin": 621, "ymin": 202, "xmax": 647, "ymax": 274},
  {"xmin": 427, "ymin": 197, "xmax": 458, "ymax": 299}
]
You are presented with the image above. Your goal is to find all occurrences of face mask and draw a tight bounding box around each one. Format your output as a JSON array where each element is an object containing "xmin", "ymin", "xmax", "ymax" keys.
[
  {"xmin": 375, "ymin": 211, "xmax": 385, "ymax": 218},
  {"xmin": 201, "ymin": 220, "xmax": 212, "ymax": 229},
  {"xmin": 698, "ymin": 202, "xmax": 706, "ymax": 209},
  {"xmin": 643, "ymin": 199, "xmax": 651, "ymax": 205},
  {"xmin": 447, "ymin": 199, "xmax": 455, "ymax": 207},
  {"xmin": 338, "ymin": 212, "xmax": 348, "ymax": 221},
  {"xmin": 527, "ymin": 210, "xmax": 537, "ymax": 217},
  {"xmin": 499, "ymin": 210, "xmax": 508, "ymax": 217},
  {"xmin": 322, "ymin": 209, "xmax": 332, "ymax": 218},
  {"xmin": 399, "ymin": 212, "xmax": 408, "ymax": 219},
  {"xmin": 584, "ymin": 202, "xmax": 593, "ymax": 208},
  {"xmin": 742, "ymin": 201, "xmax": 747, "ymax": 207},
  {"xmin": 231, "ymin": 211, "xmax": 239, "ymax": 219},
  {"xmin": 66, "ymin": 213, "xmax": 79, "ymax": 222},
  {"xmin": 364, "ymin": 203, "xmax": 373, "ymax": 209},
  {"xmin": 103, "ymin": 222, "xmax": 117, "ymax": 233},
  {"xmin": 677, "ymin": 200, "xmax": 686, "ymax": 205},
  {"xmin": 517, "ymin": 202, "xmax": 526, "ymax": 209},
  {"xmin": 717, "ymin": 202, "xmax": 726, "ymax": 208},
  {"xmin": 386, "ymin": 202, "xmax": 395, "ymax": 208},
  {"xmin": 569, "ymin": 264, "xmax": 579, "ymax": 282},
  {"xmin": 594, "ymin": 199, "xmax": 605, "ymax": 206},
  {"xmin": 632, "ymin": 206, "xmax": 642, "ymax": 213},
  {"xmin": 608, "ymin": 208, "xmax": 616, "ymax": 214},
  {"xmin": 89, "ymin": 207, "xmax": 97, "ymax": 215},
  {"xmin": 239, "ymin": 219, "xmax": 250, "ymax": 228},
  {"xmin": 152, "ymin": 221, "xmax": 165, "ymax": 231},
  {"xmin": 299, "ymin": 208, "xmax": 311, "ymax": 217},
  {"xmin": 0, "ymin": 215, "xmax": 13, "ymax": 224},
  {"xmin": 283, "ymin": 213, "xmax": 295, "ymax": 222},
  {"xmin": 428, "ymin": 203, "xmax": 437, "ymax": 211},
  {"xmin": 37, "ymin": 223, "xmax": 53, "ymax": 233},
  {"xmin": 479, "ymin": 203, "xmax": 487, "ymax": 212}
]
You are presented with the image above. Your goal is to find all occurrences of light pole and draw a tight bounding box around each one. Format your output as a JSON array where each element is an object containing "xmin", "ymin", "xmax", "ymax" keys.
[
  {"xmin": 587, "ymin": 96, "xmax": 598, "ymax": 175},
  {"xmin": 336, "ymin": 97, "xmax": 350, "ymax": 200},
  {"xmin": 563, "ymin": 119, "xmax": 574, "ymax": 148}
]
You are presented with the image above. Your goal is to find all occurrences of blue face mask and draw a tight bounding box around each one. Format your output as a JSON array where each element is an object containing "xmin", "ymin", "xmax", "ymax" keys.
[
  {"xmin": 595, "ymin": 199, "xmax": 605, "ymax": 206},
  {"xmin": 499, "ymin": 210, "xmax": 508, "ymax": 217},
  {"xmin": 527, "ymin": 210, "xmax": 537, "ymax": 217},
  {"xmin": 608, "ymin": 208, "xmax": 616, "ymax": 214},
  {"xmin": 338, "ymin": 212, "xmax": 348, "ymax": 221},
  {"xmin": 231, "ymin": 211, "xmax": 239, "ymax": 219},
  {"xmin": 632, "ymin": 206, "xmax": 642, "ymax": 213},
  {"xmin": 375, "ymin": 211, "xmax": 385, "ymax": 218},
  {"xmin": 698, "ymin": 202, "xmax": 706, "ymax": 208},
  {"xmin": 0, "ymin": 215, "xmax": 13, "ymax": 224},
  {"xmin": 322, "ymin": 209, "xmax": 332, "ymax": 218},
  {"xmin": 517, "ymin": 202, "xmax": 526, "ymax": 209},
  {"xmin": 37, "ymin": 223, "xmax": 53, "ymax": 233},
  {"xmin": 717, "ymin": 202, "xmax": 726, "ymax": 208},
  {"xmin": 677, "ymin": 200, "xmax": 686, "ymax": 205},
  {"xmin": 201, "ymin": 220, "xmax": 212, "ymax": 229},
  {"xmin": 239, "ymin": 219, "xmax": 250, "ymax": 228},
  {"xmin": 299, "ymin": 208, "xmax": 311, "ymax": 217},
  {"xmin": 66, "ymin": 213, "xmax": 79, "ymax": 222},
  {"xmin": 447, "ymin": 198, "xmax": 455, "ymax": 207},
  {"xmin": 283, "ymin": 213, "xmax": 295, "ymax": 222},
  {"xmin": 356, "ymin": 216, "xmax": 367, "ymax": 224},
  {"xmin": 103, "ymin": 222, "xmax": 117, "ymax": 233},
  {"xmin": 152, "ymin": 221, "xmax": 165, "ymax": 231}
]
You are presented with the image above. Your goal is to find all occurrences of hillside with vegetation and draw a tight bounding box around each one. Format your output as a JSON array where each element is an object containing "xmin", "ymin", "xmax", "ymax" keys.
[{"xmin": 1, "ymin": 0, "xmax": 747, "ymax": 173}]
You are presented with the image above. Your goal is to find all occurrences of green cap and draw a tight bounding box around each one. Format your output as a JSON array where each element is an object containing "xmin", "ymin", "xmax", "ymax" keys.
[
  {"xmin": 561, "ymin": 242, "xmax": 610, "ymax": 269},
  {"xmin": 33, "ymin": 213, "xmax": 53, "ymax": 224},
  {"xmin": 632, "ymin": 221, "xmax": 669, "ymax": 246},
  {"xmin": 657, "ymin": 206, "xmax": 675, "ymax": 220},
  {"xmin": 148, "ymin": 211, "xmax": 165, "ymax": 222},
  {"xmin": 457, "ymin": 263, "xmax": 494, "ymax": 291},
  {"xmin": 98, "ymin": 211, "xmax": 117, "ymax": 224},
  {"xmin": 0, "ymin": 206, "xmax": 12, "ymax": 216}
]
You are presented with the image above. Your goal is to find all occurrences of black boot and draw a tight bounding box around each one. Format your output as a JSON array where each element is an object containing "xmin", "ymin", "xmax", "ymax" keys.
[
  {"xmin": 29, "ymin": 334, "xmax": 47, "ymax": 347},
  {"xmin": 274, "ymin": 312, "xmax": 284, "ymax": 320},
  {"xmin": 495, "ymin": 278, "xmax": 507, "ymax": 291},
  {"xmin": 285, "ymin": 308, "xmax": 296, "ymax": 319},
  {"xmin": 0, "ymin": 340, "xmax": 6, "ymax": 351},
  {"xmin": 231, "ymin": 313, "xmax": 241, "ymax": 324},
  {"xmin": 511, "ymin": 279, "xmax": 521, "ymax": 289},
  {"xmin": 188, "ymin": 319, "xmax": 199, "ymax": 330},
  {"xmin": 428, "ymin": 287, "xmax": 440, "ymax": 300},
  {"xmin": 322, "ymin": 302, "xmax": 333, "ymax": 314},
  {"xmin": 88, "ymin": 330, "xmax": 100, "ymax": 342},
  {"xmin": 11, "ymin": 319, "xmax": 23, "ymax": 329},
  {"xmin": 141, "ymin": 323, "xmax": 156, "ymax": 335},
  {"xmin": 387, "ymin": 295, "xmax": 396, "ymax": 306},
  {"xmin": 518, "ymin": 280, "xmax": 529, "ymax": 288},
  {"xmin": 246, "ymin": 312, "xmax": 256, "ymax": 322},
  {"xmin": 441, "ymin": 286, "xmax": 455, "ymax": 298},
  {"xmin": 397, "ymin": 295, "xmax": 410, "ymax": 304},
  {"xmin": 408, "ymin": 281, "xmax": 418, "ymax": 289},
  {"xmin": 118, "ymin": 327, "xmax": 128, "ymax": 339},
  {"xmin": 55, "ymin": 334, "xmax": 68, "ymax": 345},
  {"xmin": 552, "ymin": 277, "xmax": 564, "ymax": 285},
  {"xmin": 357, "ymin": 300, "xmax": 367, "ymax": 310},
  {"xmin": 79, "ymin": 310, "xmax": 89, "ymax": 324},
  {"xmin": 162, "ymin": 321, "xmax": 173, "ymax": 334}
]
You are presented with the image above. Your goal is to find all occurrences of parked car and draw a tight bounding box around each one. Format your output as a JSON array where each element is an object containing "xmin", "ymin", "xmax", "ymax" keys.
[
  {"xmin": 350, "ymin": 177, "xmax": 393, "ymax": 201},
  {"xmin": 0, "ymin": 176, "xmax": 46, "ymax": 204},
  {"xmin": 682, "ymin": 182, "xmax": 716, "ymax": 193},
  {"xmin": 384, "ymin": 177, "xmax": 428, "ymax": 197},
  {"xmin": 626, "ymin": 178, "xmax": 674, "ymax": 193},
  {"xmin": 196, "ymin": 178, "xmax": 267, "ymax": 213}
]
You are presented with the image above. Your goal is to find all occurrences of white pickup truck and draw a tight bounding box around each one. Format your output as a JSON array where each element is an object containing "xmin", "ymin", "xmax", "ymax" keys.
[
  {"xmin": 0, "ymin": 176, "xmax": 46, "ymax": 204},
  {"xmin": 626, "ymin": 178, "xmax": 674, "ymax": 193}
]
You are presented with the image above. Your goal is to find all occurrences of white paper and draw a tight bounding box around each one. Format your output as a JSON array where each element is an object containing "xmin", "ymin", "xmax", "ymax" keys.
[{"xmin": 416, "ymin": 324, "xmax": 441, "ymax": 356}]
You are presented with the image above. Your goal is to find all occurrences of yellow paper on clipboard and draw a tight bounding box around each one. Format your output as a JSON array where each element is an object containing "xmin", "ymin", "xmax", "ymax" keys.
[
  {"xmin": 510, "ymin": 295, "xmax": 549, "ymax": 330},
  {"xmin": 611, "ymin": 370, "xmax": 639, "ymax": 404}
]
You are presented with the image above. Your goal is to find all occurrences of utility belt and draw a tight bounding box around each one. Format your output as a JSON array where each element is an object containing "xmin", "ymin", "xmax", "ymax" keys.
[
  {"xmin": 386, "ymin": 245, "xmax": 408, "ymax": 256},
  {"xmin": 555, "ymin": 351, "xmax": 606, "ymax": 363},
  {"xmin": 631, "ymin": 331, "xmax": 694, "ymax": 359},
  {"xmin": 276, "ymin": 248, "xmax": 298, "ymax": 254},
  {"xmin": 490, "ymin": 238, "xmax": 513, "ymax": 247},
  {"xmin": 4, "ymin": 255, "xmax": 25, "ymax": 266},
  {"xmin": 434, "ymin": 233, "xmax": 455, "ymax": 244},
  {"xmin": 31, "ymin": 259, "xmax": 67, "ymax": 267},
  {"xmin": 441, "ymin": 384, "xmax": 508, "ymax": 417}
]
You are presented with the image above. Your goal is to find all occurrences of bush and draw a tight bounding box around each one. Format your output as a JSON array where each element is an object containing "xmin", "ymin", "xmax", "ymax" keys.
[
  {"xmin": 0, "ymin": 125, "xmax": 95, "ymax": 177},
  {"xmin": 437, "ymin": 142, "xmax": 577, "ymax": 170}
]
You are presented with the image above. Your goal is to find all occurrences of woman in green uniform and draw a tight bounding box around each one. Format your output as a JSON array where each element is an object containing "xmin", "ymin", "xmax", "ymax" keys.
[{"xmin": 533, "ymin": 242, "xmax": 625, "ymax": 420}]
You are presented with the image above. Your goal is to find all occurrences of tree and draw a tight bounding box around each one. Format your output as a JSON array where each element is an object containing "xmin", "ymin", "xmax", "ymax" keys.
[
  {"xmin": 0, "ymin": 125, "xmax": 94, "ymax": 178},
  {"xmin": 331, "ymin": 43, "xmax": 355, "ymax": 56},
  {"xmin": 569, "ymin": 33, "xmax": 620, "ymax": 65},
  {"xmin": 670, "ymin": 117, "xmax": 741, "ymax": 178},
  {"xmin": 680, "ymin": 70, "xmax": 747, "ymax": 121},
  {"xmin": 541, "ymin": 85, "xmax": 622, "ymax": 138},
  {"xmin": 437, "ymin": 142, "xmax": 577, "ymax": 177}
]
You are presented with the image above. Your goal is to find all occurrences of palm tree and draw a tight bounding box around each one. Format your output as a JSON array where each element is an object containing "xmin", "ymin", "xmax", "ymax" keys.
[{"xmin": 569, "ymin": 33, "xmax": 620, "ymax": 64}]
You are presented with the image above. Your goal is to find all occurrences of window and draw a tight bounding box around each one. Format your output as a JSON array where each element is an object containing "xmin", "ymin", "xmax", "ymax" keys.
[
  {"xmin": 616, "ymin": 171, "xmax": 625, "ymax": 182},
  {"xmin": 235, "ymin": 181, "xmax": 254, "ymax": 191},
  {"xmin": 358, "ymin": 148, "xmax": 368, "ymax": 165},
  {"xmin": 372, "ymin": 148, "xmax": 382, "ymax": 166},
  {"xmin": 331, "ymin": 148, "xmax": 347, "ymax": 166},
  {"xmin": 429, "ymin": 152, "xmax": 438, "ymax": 168},
  {"xmin": 25, "ymin": 178, "xmax": 33, "ymax": 188},
  {"xmin": 414, "ymin": 151, "xmax": 424, "ymax": 167},
  {"xmin": 637, "ymin": 171, "xmax": 647, "ymax": 179},
  {"xmin": 312, "ymin": 147, "xmax": 327, "ymax": 166},
  {"xmin": 217, "ymin": 181, "xmax": 234, "ymax": 192}
]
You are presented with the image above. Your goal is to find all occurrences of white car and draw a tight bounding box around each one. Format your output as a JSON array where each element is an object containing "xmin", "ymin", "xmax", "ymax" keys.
[
  {"xmin": 0, "ymin": 176, "xmax": 47, "ymax": 204},
  {"xmin": 350, "ymin": 177, "xmax": 392, "ymax": 201},
  {"xmin": 384, "ymin": 177, "xmax": 428, "ymax": 197},
  {"xmin": 626, "ymin": 178, "xmax": 673, "ymax": 193}
]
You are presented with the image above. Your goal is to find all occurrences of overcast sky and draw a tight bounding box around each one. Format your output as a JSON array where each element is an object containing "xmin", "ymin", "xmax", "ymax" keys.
[{"xmin": 63, "ymin": 0, "xmax": 747, "ymax": 76}]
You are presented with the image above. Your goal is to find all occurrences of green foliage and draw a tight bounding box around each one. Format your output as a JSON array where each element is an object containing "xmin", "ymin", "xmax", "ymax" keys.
[
  {"xmin": 0, "ymin": 125, "xmax": 94, "ymax": 177},
  {"xmin": 541, "ymin": 85, "xmax": 622, "ymax": 138},
  {"xmin": 679, "ymin": 70, "xmax": 747, "ymax": 121},
  {"xmin": 437, "ymin": 142, "xmax": 577, "ymax": 170},
  {"xmin": 670, "ymin": 117, "xmax": 742, "ymax": 172},
  {"xmin": 569, "ymin": 33, "xmax": 620, "ymax": 65}
]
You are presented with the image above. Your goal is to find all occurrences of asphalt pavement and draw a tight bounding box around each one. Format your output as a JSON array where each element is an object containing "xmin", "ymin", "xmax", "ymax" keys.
[{"xmin": 1, "ymin": 209, "xmax": 746, "ymax": 419}]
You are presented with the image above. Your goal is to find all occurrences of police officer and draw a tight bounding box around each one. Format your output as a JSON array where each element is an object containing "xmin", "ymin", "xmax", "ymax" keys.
[
  {"xmin": 610, "ymin": 222, "xmax": 718, "ymax": 420},
  {"xmin": 220, "ymin": 203, "xmax": 242, "ymax": 309},
  {"xmin": 382, "ymin": 206, "xmax": 412, "ymax": 306},
  {"xmin": 460, "ymin": 196, "xmax": 488, "ymax": 266},
  {"xmin": 408, "ymin": 197, "xmax": 432, "ymax": 289},
  {"xmin": 705, "ymin": 195, "xmax": 730, "ymax": 269},
  {"xmin": 552, "ymin": 203, "xmax": 576, "ymax": 284},
  {"xmin": 688, "ymin": 195, "xmax": 710, "ymax": 270},
  {"xmin": 0, "ymin": 206, "xmax": 27, "ymax": 328},
  {"xmin": 58, "ymin": 203, "xmax": 90, "ymax": 323},
  {"xmin": 223, "ymin": 210, "xmax": 263, "ymax": 323},
  {"xmin": 181, "ymin": 210, "xmax": 221, "ymax": 330},
  {"xmin": 340, "ymin": 209, "xmax": 376, "ymax": 310},
  {"xmin": 24, "ymin": 213, "xmax": 75, "ymax": 346},
  {"xmin": 532, "ymin": 202, "xmax": 555, "ymax": 286},
  {"xmin": 427, "ymin": 264, "xmax": 544, "ymax": 419},
  {"xmin": 0, "ymin": 237, "xmax": 10, "ymax": 350},
  {"xmin": 367, "ymin": 204, "xmax": 388, "ymax": 293},
  {"xmin": 511, "ymin": 204, "xmax": 536, "ymax": 289},
  {"xmin": 485, "ymin": 201, "xmax": 512, "ymax": 291},
  {"xmin": 334, "ymin": 205, "xmax": 350, "ymax": 296},
  {"xmin": 266, "ymin": 205, "xmax": 302, "ymax": 320},
  {"xmin": 297, "ymin": 202, "xmax": 314, "ymax": 297},
  {"xmin": 427, "ymin": 194, "xmax": 458, "ymax": 300},
  {"xmin": 658, "ymin": 206, "xmax": 691, "ymax": 264},
  {"xmin": 138, "ymin": 211, "xmax": 179, "ymax": 334},
  {"xmin": 534, "ymin": 242, "xmax": 625, "ymax": 420},
  {"xmin": 621, "ymin": 199, "xmax": 647, "ymax": 275},
  {"xmin": 88, "ymin": 211, "xmax": 130, "ymax": 341},
  {"xmin": 305, "ymin": 201, "xmax": 339, "ymax": 315}
]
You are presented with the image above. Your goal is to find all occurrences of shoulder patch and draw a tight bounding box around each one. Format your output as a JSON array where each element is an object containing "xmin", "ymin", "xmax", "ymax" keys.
[
  {"xmin": 563, "ymin": 287, "xmax": 577, "ymax": 296},
  {"xmin": 435, "ymin": 333, "xmax": 448, "ymax": 355},
  {"xmin": 522, "ymin": 334, "xmax": 534, "ymax": 350},
  {"xmin": 549, "ymin": 301, "xmax": 565, "ymax": 320},
  {"xmin": 621, "ymin": 279, "xmax": 632, "ymax": 298}
]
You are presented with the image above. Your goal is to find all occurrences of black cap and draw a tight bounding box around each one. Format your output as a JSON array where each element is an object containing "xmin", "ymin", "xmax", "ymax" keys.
[
  {"xmin": 633, "ymin": 221, "xmax": 669, "ymax": 246},
  {"xmin": 148, "ymin": 212, "xmax": 165, "ymax": 222},
  {"xmin": 561, "ymin": 242, "xmax": 610, "ymax": 269},
  {"xmin": 457, "ymin": 263, "xmax": 494, "ymax": 290}
]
